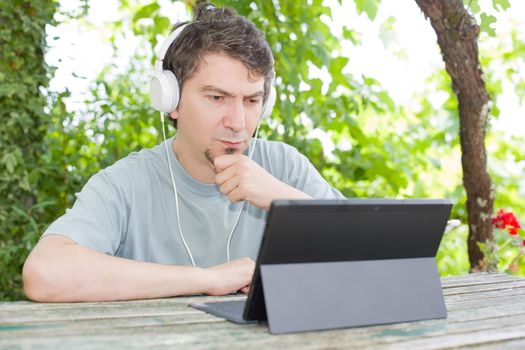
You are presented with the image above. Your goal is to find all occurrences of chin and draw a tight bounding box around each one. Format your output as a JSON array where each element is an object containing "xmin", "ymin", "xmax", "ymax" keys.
[
  {"xmin": 224, "ymin": 147, "xmax": 244, "ymax": 155},
  {"xmin": 204, "ymin": 145, "xmax": 247, "ymax": 164}
]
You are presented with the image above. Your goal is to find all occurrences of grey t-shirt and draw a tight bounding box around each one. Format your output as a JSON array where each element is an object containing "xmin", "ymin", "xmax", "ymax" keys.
[{"xmin": 43, "ymin": 137, "xmax": 345, "ymax": 267}]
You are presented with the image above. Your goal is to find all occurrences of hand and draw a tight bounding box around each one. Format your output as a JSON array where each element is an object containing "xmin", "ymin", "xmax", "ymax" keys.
[
  {"xmin": 214, "ymin": 154, "xmax": 311, "ymax": 210},
  {"xmin": 205, "ymin": 258, "xmax": 255, "ymax": 296}
]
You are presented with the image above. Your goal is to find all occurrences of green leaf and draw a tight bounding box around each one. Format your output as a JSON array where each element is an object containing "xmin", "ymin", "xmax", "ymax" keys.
[
  {"xmin": 154, "ymin": 16, "xmax": 170, "ymax": 36},
  {"xmin": 492, "ymin": 0, "xmax": 511, "ymax": 12},
  {"xmin": 2, "ymin": 153, "xmax": 17, "ymax": 173},
  {"xmin": 377, "ymin": 91, "xmax": 395, "ymax": 112},
  {"xmin": 468, "ymin": 0, "xmax": 481, "ymax": 13},
  {"xmin": 132, "ymin": 3, "xmax": 160, "ymax": 22},
  {"xmin": 342, "ymin": 27, "xmax": 360, "ymax": 45},
  {"xmin": 354, "ymin": 0, "xmax": 379, "ymax": 21},
  {"xmin": 379, "ymin": 16, "xmax": 396, "ymax": 48},
  {"xmin": 329, "ymin": 57, "xmax": 349, "ymax": 76},
  {"xmin": 480, "ymin": 13, "xmax": 497, "ymax": 36}
]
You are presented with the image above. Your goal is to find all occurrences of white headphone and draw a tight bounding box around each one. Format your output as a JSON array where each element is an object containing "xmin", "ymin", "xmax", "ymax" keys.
[
  {"xmin": 151, "ymin": 21, "xmax": 276, "ymax": 267},
  {"xmin": 150, "ymin": 23, "xmax": 277, "ymax": 117}
]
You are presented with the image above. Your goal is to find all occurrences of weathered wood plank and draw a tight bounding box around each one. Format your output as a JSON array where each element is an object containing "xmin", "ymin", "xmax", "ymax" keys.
[
  {"xmin": 2, "ymin": 291, "xmax": 525, "ymax": 349},
  {"xmin": 0, "ymin": 295, "xmax": 244, "ymax": 324},
  {"xmin": 4, "ymin": 286, "xmax": 524, "ymax": 328},
  {"xmin": 445, "ymin": 287, "xmax": 525, "ymax": 305},
  {"xmin": 2, "ymin": 274, "xmax": 525, "ymax": 349},
  {"xmin": 3, "ymin": 289, "xmax": 524, "ymax": 326},
  {"xmin": 445, "ymin": 292, "xmax": 525, "ymax": 311},
  {"xmin": 440, "ymin": 272, "xmax": 513, "ymax": 286},
  {"xmin": 377, "ymin": 324, "xmax": 525, "ymax": 350},
  {"xmin": 2, "ymin": 308, "xmax": 525, "ymax": 350},
  {"xmin": 3, "ymin": 285, "xmax": 525, "ymax": 326},
  {"xmin": 443, "ymin": 280, "xmax": 525, "ymax": 295},
  {"xmin": 0, "ymin": 293, "xmax": 241, "ymax": 311},
  {"xmin": 5, "ymin": 282, "xmax": 525, "ymax": 326},
  {"xmin": 468, "ymin": 338, "xmax": 525, "ymax": 350}
]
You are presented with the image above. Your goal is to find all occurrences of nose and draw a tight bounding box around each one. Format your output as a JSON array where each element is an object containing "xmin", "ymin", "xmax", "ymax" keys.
[{"xmin": 224, "ymin": 99, "xmax": 246, "ymax": 132}]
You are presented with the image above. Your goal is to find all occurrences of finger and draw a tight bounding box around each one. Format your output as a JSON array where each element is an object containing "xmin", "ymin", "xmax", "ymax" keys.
[
  {"xmin": 240, "ymin": 285, "xmax": 250, "ymax": 294},
  {"xmin": 213, "ymin": 154, "xmax": 239, "ymax": 172},
  {"xmin": 219, "ymin": 176, "xmax": 240, "ymax": 196},
  {"xmin": 215, "ymin": 163, "xmax": 238, "ymax": 186},
  {"xmin": 226, "ymin": 186, "xmax": 248, "ymax": 203}
]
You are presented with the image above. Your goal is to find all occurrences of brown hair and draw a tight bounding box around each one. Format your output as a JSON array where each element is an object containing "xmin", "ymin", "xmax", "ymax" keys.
[{"xmin": 163, "ymin": 3, "xmax": 274, "ymax": 128}]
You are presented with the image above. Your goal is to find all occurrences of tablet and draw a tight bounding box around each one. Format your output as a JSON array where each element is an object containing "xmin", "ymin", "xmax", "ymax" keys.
[{"xmin": 192, "ymin": 198, "xmax": 453, "ymax": 333}]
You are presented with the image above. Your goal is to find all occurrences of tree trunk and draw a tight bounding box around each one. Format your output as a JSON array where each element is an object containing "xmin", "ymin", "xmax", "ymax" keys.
[{"xmin": 415, "ymin": 0, "xmax": 494, "ymax": 270}]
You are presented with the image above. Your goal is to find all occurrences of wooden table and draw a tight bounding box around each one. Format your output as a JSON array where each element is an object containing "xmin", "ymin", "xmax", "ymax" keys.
[{"xmin": 1, "ymin": 272, "xmax": 525, "ymax": 349}]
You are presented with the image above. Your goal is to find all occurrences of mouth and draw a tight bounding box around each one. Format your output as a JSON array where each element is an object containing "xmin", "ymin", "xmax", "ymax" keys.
[{"xmin": 219, "ymin": 140, "xmax": 244, "ymax": 148}]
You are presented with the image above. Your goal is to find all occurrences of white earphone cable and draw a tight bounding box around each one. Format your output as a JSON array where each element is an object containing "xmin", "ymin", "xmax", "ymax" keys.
[
  {"xmin": 225, "ymin": 119, "xmax": 262, "ymax": 261},
  {"xmin": 160, "ymin": 112, "xmax": 196, "ymax": 267}
]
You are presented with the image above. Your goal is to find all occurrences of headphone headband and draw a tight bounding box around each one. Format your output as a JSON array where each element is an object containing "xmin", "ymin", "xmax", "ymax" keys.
[{"xmin": 154, "ymin": 23, "xmax": 190, "ymax": 74}]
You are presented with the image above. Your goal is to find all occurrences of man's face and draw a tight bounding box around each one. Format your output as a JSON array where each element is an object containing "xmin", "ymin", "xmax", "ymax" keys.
[{"xmin": 170, "ymin": 52, "xmax": 265, "ymax": 169}]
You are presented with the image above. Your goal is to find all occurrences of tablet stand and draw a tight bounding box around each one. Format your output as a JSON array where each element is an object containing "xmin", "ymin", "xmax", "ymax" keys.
[{"xmin": 260, "ymin": 257, "xmax": 446, "ymax": 334}]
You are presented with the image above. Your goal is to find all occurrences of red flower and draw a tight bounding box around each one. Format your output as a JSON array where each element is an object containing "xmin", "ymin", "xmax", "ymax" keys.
[{"xmin": 491, "ymin": 209, "xmax": 521, "ymax": 236}]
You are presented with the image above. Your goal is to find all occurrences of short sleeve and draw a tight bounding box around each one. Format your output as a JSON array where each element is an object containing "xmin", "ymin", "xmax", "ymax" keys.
[
  {"xmin": 42, "ymin": 170, "xmax": 129, "ymax": 255},
  {"xmin": 283, "ymin": 145, "xmax": 346, "ymax": 199}
]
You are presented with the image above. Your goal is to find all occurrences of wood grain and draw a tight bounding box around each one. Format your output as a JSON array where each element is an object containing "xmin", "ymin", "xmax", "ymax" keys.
[{"xmin": 1, "ymin": 273, "xmax": 525, "ymax": 349}]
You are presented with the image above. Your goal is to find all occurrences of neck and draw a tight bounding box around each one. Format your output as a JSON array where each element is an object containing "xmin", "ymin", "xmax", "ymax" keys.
[{"xmin": 172, "ymin": 137, "xmax": 216, "ymax": 184}]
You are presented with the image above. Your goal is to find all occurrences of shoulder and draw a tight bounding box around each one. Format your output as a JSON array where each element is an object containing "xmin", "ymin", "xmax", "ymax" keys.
[
  {"xmin": 252, "ymin": 139, "xmax": 304, "ymax": 162},
  {"xmin": 91, "ymin": 142, "xmax": 167, "ymax": 193},
  {"xmin": 252, "ymin": 139, "xmax": 311, "ymax": 181}
]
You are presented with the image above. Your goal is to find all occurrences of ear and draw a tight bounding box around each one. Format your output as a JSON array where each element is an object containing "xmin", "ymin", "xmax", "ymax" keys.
[{"xmin": 169, "ymin": 110, "xmax": 178, "ymax": 120}]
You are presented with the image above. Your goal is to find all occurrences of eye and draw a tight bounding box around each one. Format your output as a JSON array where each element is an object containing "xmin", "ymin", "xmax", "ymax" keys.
[
  {"xmin": 208, "ymin": 95, "xmax": 224, "ymax": 102},
  {"xmin": 245, "ymin": 98, "xmax": 261, "ymax": 105}
]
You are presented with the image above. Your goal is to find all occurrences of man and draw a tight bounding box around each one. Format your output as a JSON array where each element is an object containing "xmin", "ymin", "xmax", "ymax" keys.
[{"xmin": 23, "ymin": 4, "xmax": 344, "ymax": 302}]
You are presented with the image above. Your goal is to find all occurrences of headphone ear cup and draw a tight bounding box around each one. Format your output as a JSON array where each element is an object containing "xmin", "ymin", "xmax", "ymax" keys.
[
  {"xmin": 150, "ymin": 70, "xmax": 180, "ymax": 113},
  {"xmin": 261, "ymin": 86, "xmax": 276, "ymax": 120}
]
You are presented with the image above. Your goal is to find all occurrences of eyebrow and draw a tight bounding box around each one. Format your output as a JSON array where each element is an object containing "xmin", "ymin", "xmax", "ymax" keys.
[{"xmin": 200, "ymin": 85, "xmax": 264, "ymax": 99}]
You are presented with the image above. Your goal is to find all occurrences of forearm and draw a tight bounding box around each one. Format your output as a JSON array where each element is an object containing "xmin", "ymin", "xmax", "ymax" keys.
[
  {"xmin": 23, "ymin": 235, "xmax": 210, "ymax": 302},
  {"xmin": 279, "ymin": 183, "xmax": 312, "ymax": 200},
  {"xmin": 262, "ymin": 182, "xmax": 312, "ymax": 210}
]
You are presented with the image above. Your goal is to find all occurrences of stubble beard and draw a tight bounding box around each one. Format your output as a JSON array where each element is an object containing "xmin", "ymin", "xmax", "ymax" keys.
[{"xmin": 205, "ymin": 147, "xmax": 244, "ymax": 172}]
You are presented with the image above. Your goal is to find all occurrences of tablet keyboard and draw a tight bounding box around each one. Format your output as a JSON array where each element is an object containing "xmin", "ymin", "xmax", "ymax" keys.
[{"xmin": 191, "ymin": 299, "xmax": 257, "ymax": 324}]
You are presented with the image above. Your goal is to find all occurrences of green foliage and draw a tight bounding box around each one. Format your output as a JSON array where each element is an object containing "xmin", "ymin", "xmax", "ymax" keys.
[
  {"xmin": 468, "ymin": 0, "xmax": 511, "ymax": 14},
  {"xmin": 437, "ymin": 226, "xmax": 470, "ymax": 276},
  {"xmin": 0, "ymin": 1, "xmax": 58, "ymax": 300},
  {"xmin": 354, "ymin": 0, "xmax": 380, "ymax": 20},
  {"xmin": 468, "ymin": 0, "xmax": 511, "ymax": 37},
  {"xmin": 480, "ymin": 13, "xmax": 497, "ymax": 36},
  {"xmin": 478, "ymin": 227, "xmax": 525, "ymax": 275}
]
